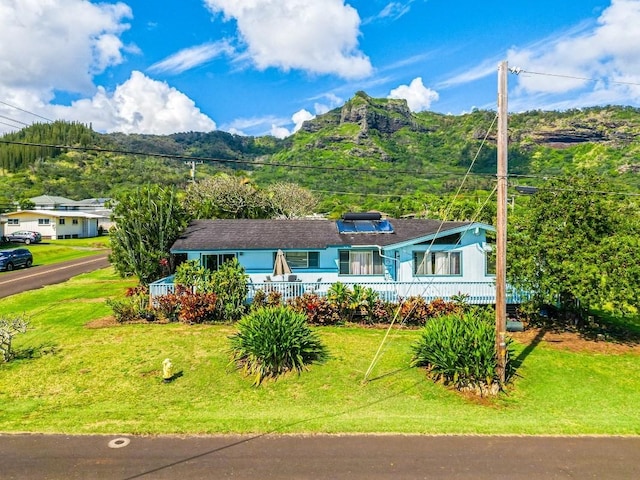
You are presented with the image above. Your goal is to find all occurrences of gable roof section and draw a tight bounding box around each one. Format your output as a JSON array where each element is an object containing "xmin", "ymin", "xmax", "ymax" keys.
[
  {"xmin": 30, "ymin": 195, "xmax": 78, "ymax": 206},
  {"xmin": 171, "ymin": 218, "xmax": 485, "ymax": 252}
]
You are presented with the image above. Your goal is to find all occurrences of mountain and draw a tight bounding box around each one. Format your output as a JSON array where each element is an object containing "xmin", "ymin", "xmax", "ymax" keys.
[{"xmin": 1, "ymin": 93, "xmax": 639, "ymax": 216}]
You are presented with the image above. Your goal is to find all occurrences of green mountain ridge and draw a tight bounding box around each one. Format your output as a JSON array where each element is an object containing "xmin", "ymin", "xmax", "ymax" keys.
[{"xmin": 1, "ymin": 92, "xmax": 639, "ymax": 216}]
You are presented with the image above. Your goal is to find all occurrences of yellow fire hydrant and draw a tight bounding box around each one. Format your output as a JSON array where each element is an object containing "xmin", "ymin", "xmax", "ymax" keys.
[{"xmin": 162, "ymin": 358, "xmax": 173, "ymax": 383}]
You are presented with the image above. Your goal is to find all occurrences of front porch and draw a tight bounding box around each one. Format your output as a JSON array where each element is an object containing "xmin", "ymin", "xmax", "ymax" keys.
[{"xmin": 149, "ymin": 277, "xmax": 525, "ymax": 305}]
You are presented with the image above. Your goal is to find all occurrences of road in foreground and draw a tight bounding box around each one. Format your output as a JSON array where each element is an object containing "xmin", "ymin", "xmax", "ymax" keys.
[
  {"xmin": 0, "ymin": 253, "xmax": 110, "ymax": 299},
  {"xmin": 0, "ymin": 434, "xmax": 638, "ymax": 479}
]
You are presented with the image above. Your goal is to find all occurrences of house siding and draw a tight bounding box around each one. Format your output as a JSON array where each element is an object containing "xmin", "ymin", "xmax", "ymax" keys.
[{"xmin": 4, "ymin": 211, "xmax": 100, "ymax": 239}]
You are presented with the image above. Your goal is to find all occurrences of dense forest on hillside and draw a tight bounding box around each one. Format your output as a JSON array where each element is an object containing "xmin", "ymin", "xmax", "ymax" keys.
[{"xmin": 1, "ymin": 92, "xmax": 639, "ymax": 218}]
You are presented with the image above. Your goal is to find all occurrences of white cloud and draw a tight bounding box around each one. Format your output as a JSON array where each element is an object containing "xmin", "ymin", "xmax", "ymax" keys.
[
  {"xmin": 362, "ymin": 1, "xmax": 415, "ymax": 25},
  {"xmin": 0, "ymin": 0, "xmax": 132, "ymax": 94},
  {"xmin": 292, "ymin": 109, "xmax": 315, "ymax": 132},
  {"xmin": 55, "ymin": 71, "xmax": 216, "ymax": 134},
  {"xmin": 270, "ymin": 125, "xmax": 291, "ymax": 139},
  {"xmin": 508, "ymin": 0, "xmax": 640, "ymax": 103},
  {"xmin": 203, "ymin": 0, "xmax": 372, "ymax": 79},
  {"xmin": 437, "ymin": 58, "xmax": 499, "ymax": 89},
  {"xmin": 313, "ymin": 93, "xmax": 344, "ymax": 115},
  {"xmin": 388, "ymin": 77, "xmax": 439, "ymax": 111},
  {"xmin": 0, "ymin": 1, "xmax": 217, "ymax": 135},
  {"xmin": 148, "ymin": 40, "xmax": 235, "ymax": 75}
]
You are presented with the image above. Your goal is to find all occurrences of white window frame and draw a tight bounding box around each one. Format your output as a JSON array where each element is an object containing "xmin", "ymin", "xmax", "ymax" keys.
[
  {"xmin": 201, "ymin": 253, "xmax": 237, "ymax": 271},
  {"xmin": 339, "ymin": 249, "xmax": 384, "ymax": 275},
  {"xmin": 414, "ymin": 251, "xmax": 462, "ymax": 276}
]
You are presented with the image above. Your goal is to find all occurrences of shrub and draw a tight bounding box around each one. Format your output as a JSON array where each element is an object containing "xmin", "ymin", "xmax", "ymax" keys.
[
  {"xmin": 152, "ymin": 290, "xmax": 182, "ymax": 322},
  {"xmin": 251, "ymin": 288, "xmax": 283, "ymax": 310},
  {"xmin": 397, "ymin": 297, "xmax": 463, "ymax": 326},
  {"xmin": 210, "ymin": 259, "xmax": 249, "ymax": 322},
  {"xmin": 107, "ymin": 288, "xmax": 150, "ymax": 323},
  {"xmin": 177, "ymin": 291, "xmax": 218, "ymax": 324},
  {"xmin": 229, "ymin": 306, "xmax": 329, "ymax": 385},
  {"xmin": 410, "ymin": 308, "xmax": 513, "ymax": 395},
  {"xmin": 288, "ymin": 293, "xmax": 342, "ymax": 325},
  {"xmin": 1, "ymin": 314, "xmax": 29, "ymax": 362},
  {"xmin": 174, "ymin": 260, "xmax": 213, "ymax": 292}
]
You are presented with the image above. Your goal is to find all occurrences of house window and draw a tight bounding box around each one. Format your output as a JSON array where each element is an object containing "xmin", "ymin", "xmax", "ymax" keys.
[
  {"xmin": 38, "ymin": 218, "xmax": 50, "ymax": 226},
  {"xmin": 273, "ymin": 251, "xmax": 319, "ymax": 269},
  {"xmin": 8, "ymin": 219, "xmax": 19, "ymax": 225},
  {"xmin": 59, "ymin": 218, "xmax": 66, "ymax": 225},
  {"xmin": 72, "ymin": 219, "xmax": 79, "ymax": 225},
  {"xmin": 414, "ymin": 251, "xmax": 461, "ymax": 275},
  {"xmin": 339, "ymin": 250, "xmax": 384, "ymax": 275},
  {"xmin": 202, "ymin": 253, "xmax": 236, "ymax": 271}
]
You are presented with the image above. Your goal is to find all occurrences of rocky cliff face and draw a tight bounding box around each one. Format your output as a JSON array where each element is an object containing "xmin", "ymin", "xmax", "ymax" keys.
[{"xmin": 300, "ymin": 91, "xmax": 422, "ymax": 135}]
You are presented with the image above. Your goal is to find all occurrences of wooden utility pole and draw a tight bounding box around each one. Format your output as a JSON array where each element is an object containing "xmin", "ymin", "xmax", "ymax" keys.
[
  {"xmin": 185, "ymin": 160, "xmax": 203, "ymax": 183},
  {"xmin": 496, "ymin": 61, "xmax": 508, "ymax": 383}
]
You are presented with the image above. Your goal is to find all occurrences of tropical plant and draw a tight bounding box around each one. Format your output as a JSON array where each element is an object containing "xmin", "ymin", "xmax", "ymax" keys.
[
  {"xmin": 109, "ymin": 184, "xmax": 189, "ymax": 285},
  {"xmin": 228, "ymin": 306, "xmax": 329, "ymax": 385},
  {"xmin": 175, "ymin": 290, "xmax": 218, "ymax": 324},
  {"xmin": 174, "ymin": 260, "xmax": 213, "ymax": 292},
  {"xmin": 251, "ymin": 288, "xmax": 283, "ymax": 309},
  {"xmin": 410, "ymin": 308, "xmax": 512, "ymax": 395},
  {"xmin": 209, "ymin": 258, "xmax": 249, "ymax": 322},
  {"xmin": 288, "ymin": 293, "xmax": 343, "ymax": 325}
]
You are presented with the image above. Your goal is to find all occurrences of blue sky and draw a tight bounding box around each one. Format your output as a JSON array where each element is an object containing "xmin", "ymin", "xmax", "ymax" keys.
[{"xmin": 1, "ymin": 0, "xmax": 639, "ymax": 137}]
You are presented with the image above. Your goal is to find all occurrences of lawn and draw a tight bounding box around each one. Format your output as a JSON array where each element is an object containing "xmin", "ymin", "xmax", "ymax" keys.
[
  {"xmin": 1, "ymin": 268, "xmax": 639, "ymax": 436},
  {"xmin": 0, "ymin": 237, "xmax": 110, "ymax": 269}
]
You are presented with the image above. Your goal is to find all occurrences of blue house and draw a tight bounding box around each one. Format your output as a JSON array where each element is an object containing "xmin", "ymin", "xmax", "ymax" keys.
[{"xmin": 150, "ymin": 213, "xmax": 504, "ymax": 304}]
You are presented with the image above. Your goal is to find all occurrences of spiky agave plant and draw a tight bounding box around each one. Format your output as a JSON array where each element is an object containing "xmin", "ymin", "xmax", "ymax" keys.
[{"xmin": 229, "ymin": 306, "xmax": 329, "ymax": 385}]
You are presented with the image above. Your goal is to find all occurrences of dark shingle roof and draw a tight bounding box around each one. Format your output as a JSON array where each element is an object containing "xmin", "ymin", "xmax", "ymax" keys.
[{"xmin": 171, "ymin": 218, "xmax": 475, "ymax": 251}]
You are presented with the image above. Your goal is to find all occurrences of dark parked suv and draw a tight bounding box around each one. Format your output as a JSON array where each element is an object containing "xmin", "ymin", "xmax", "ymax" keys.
[
  {"xmin": 5, "ymin": 231, "xmax": 42, "ymax": 244},
  {"xmin": 0, "ymin": 248, "xmax": 33, "ymax": 271}
]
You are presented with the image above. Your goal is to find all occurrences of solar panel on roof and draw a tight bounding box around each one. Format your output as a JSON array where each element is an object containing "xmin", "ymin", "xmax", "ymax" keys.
[{"xmin": 337, "ymin": 219, "xmax": 395, "ymax": 234}]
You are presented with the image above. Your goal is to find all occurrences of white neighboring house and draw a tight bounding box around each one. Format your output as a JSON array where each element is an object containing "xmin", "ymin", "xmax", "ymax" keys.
[
  {"xmin": 27, "ymin": 195, "xmax": 113, "ymax": 231},
  {"xmin": 4, "ymin": 210, "xmax": 102, "ymax": 239}
]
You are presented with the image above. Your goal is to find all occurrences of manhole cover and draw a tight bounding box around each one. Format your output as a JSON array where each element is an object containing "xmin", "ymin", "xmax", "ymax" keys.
[{"xmin": 108, "ymin": 437, "xmax": 131, "ymax": 449}]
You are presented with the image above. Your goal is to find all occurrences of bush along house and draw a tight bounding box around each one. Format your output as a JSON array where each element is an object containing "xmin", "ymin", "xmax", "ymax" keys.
[{"xmin": 150, "ymin": 213, "xmax": 514, "ymax": 305}]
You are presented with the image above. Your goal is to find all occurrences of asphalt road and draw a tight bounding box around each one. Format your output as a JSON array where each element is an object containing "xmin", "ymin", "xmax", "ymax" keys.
[
  {"xmin": 0, "ymin": 434, "xmax": 638, "ymax": 479},
  {"xmin": 0, "ymin": 253, "xmax": 111, "ymax": 299}
]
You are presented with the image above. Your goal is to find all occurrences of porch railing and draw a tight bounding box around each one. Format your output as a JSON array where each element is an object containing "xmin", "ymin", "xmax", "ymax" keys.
[{"xmin": 149, "ymin": 277, "xmax": 528, "ymax": 305}]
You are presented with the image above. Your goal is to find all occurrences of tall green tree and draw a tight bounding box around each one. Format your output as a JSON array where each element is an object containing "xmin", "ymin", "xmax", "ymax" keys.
[
  {"xmin": 109, "ymin": 185, "xmax": 189, "ymax": 285},
  {"xmin": 507, "ymin": 174, "xmax": 640, "ymax": 316},
  {"xmin": 183, "ymin": 174, "xmax": 318, "ymax": 219}
]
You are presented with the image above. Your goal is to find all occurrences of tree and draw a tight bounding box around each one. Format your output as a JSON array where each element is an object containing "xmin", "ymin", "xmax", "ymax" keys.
[
  {"xmin": 266, "ymin": 182, "xmax": 318, "ymax": 218},
  {"xmin": 109, "ymin": 185, "xmax": 188, "ymax": 285},
  {"xmin": 507, "ymin": 173, "xmax": 640, "ymax": 317},
  {"xmin": 183, "ymin": 174, "xmax": 271, "ymax": 219},
  {"xmin": 183, "ymin": 174, "xmax": 318, "ymax": 219}
]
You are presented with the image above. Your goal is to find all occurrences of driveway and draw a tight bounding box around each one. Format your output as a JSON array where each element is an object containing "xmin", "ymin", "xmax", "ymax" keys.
[
  {"xmin": 0, "ymin": 434, "xmax": 638, "ymax": 479},
  {"xmin": 0, "ymin": 253, "xmax": 110, "ymax": 299}
]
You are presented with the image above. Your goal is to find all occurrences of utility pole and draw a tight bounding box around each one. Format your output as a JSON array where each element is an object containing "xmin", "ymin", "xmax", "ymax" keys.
[
  {"xmin": 496, "ymin": 60, "xmax": 508, "ymax": 384},
  {"xmin": 185, "ymin": 160, "xmax": 203, "ymax": 183}
]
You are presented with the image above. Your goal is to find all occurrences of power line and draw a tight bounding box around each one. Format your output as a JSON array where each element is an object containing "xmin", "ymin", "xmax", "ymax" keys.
[
  {"xmin": 0, "ymin": 139, "xmax": 498, "ymax": 179},
  {"xmin": 0, "ymin": 119, "xmax": 23, "ymax": 130},
  {"xmin": 509, "ymin": 67, "xmax": 640, "ymax": 87},
  {"xmin": 0, "ymin": 114, "xmax": 29, "ymax": 126},
  {"xmin": 0, "ymin": 99, "xmax": 54, "ymax": 123}
]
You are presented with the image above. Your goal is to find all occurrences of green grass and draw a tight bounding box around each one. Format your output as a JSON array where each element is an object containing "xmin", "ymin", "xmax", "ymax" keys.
[
  {"xmin": 0, "ymin": 237, "xmax": 110, "ymax": 268},
  {"xmin": 1, "ymin": 269, "xmax": 639, "ymax": 435}
]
